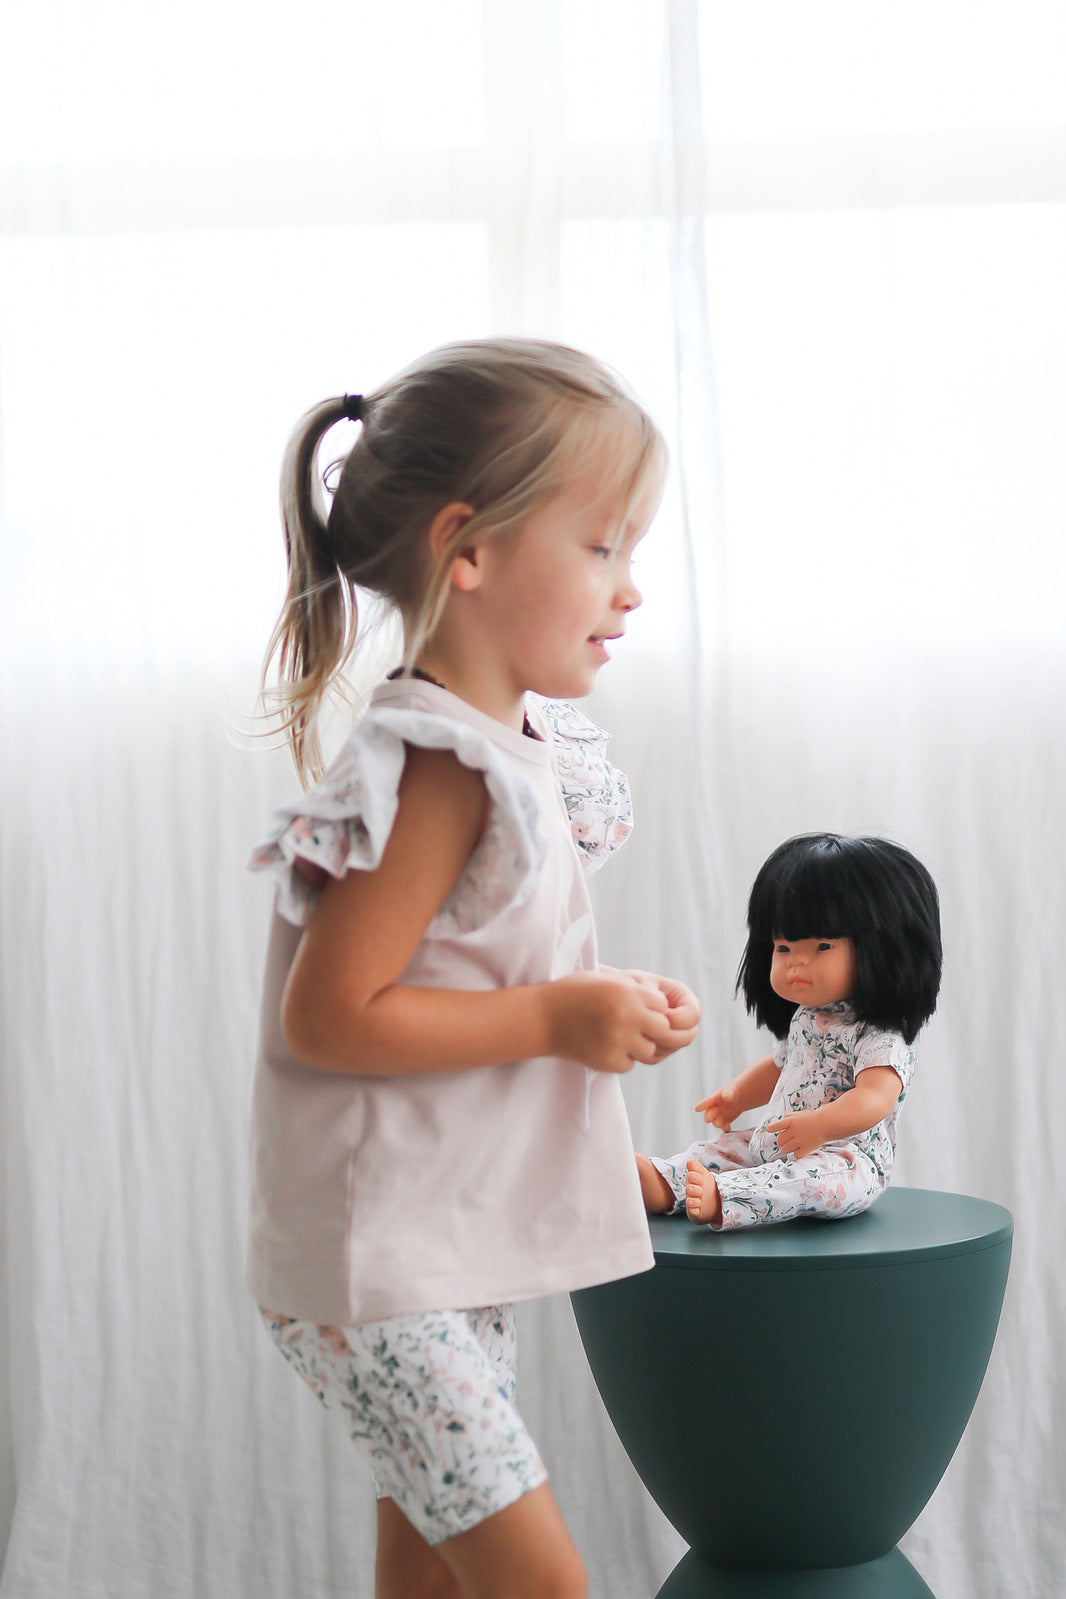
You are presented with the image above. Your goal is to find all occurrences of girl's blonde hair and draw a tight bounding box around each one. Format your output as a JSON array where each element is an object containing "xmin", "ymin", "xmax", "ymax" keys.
[{"xmin": 264, "ymin": 337, "xmax": 665, "ymax": 783}]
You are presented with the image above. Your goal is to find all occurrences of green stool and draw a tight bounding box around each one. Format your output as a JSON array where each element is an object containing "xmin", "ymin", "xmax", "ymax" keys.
[{"xmin": 571, "ymin": 1187, "xmax": 1011, "ymax": 1598}]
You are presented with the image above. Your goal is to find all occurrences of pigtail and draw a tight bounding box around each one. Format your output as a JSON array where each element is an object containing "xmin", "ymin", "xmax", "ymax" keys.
[
  {"xmin": 262, "ymin": 397, "xmax": 358, "ymax": 785},
  {"xmin": 259, "ymin": 340, "xmax": 666, "ymax": 786}
]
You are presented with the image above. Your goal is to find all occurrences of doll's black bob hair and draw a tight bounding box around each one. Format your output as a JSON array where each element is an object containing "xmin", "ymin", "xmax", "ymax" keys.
[{"xmin": 736, "ymin": 833, "xmax": 942, "ymax": 1043}]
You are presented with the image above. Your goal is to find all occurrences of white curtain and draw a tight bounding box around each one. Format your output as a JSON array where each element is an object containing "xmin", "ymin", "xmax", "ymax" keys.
[{"xmin": 2, "ymin": 3, "xmax": 1064, "ymax": 1596}]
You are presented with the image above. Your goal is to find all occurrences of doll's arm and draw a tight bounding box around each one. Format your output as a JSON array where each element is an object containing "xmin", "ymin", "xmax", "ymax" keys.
[
  {"xmin": 281, "ymin": 745, "xmax": 673, "ymax": 1078},
  {"xmin": 767, "ymin": 1066, "xmax": 903, "ymax": 1159},
  {"xmin": 696, "ymin": 1054, "xmax": 781, "ymax": 1131},
  {"xmin": 599, "ymin": 968, "xmax": 701, "ymax": 1061}
]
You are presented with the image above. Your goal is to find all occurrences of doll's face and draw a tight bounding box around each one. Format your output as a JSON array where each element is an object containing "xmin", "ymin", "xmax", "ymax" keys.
[{"xmin": 770, "ymin": 936, "xmax": 858, "ymax": 1010}]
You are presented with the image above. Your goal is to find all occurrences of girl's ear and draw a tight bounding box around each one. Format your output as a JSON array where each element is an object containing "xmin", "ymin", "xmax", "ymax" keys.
[{"xmin": 427, "ymin": 502, "xmax": 482, "ymax": 592}]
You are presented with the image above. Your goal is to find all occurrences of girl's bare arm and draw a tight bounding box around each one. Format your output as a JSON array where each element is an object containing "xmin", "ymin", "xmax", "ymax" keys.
[{"xmin": 280, "ymin": 744, "xmax": 671, "ymax": 1076}]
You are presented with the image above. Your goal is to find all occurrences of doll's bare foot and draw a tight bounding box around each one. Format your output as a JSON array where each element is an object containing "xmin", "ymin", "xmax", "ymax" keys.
[
  {"xmin": 636, "ymin": 1154, "xmax": 675, "ymax": 1214},
  {"xmin": 685, "ymin": 1160, "xmax": 722, "ymax": 1225}
]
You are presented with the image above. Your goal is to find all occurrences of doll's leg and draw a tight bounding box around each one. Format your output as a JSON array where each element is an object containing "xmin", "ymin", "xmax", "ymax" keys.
[
  {"xmin": 639, "ymin": 1132, "xmax": 757, "ymax": 1215},
  {"xmin": 684, "ymin": 1161, "xmax": 722, "ymax": 1224},
  {"xmin": 712, "ymin": 1144, "xmax": 885, "ymax": 1230},
  {"xmin": 636, "ymin": 1154, "xmax": 676, "ymax": 1213}
]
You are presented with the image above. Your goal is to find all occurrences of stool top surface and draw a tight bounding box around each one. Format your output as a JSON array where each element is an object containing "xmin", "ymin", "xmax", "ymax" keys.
[{"xmin": 648, "ymin": 1186, "xmax": 1013, "ymax": 1272}]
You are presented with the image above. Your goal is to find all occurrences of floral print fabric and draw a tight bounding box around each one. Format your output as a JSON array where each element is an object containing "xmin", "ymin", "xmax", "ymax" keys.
[
  {"xmin": 651, "ymin": 1129, "xmax": 886, "ymax": 1229},
  {"xmin": 249, "ymin": 694, "xmax": 632, "ymax": 927},
  {"xmin": 651, "ymin": 1004, "xmax": 916, "ymax": 1229},
  {"xmin": 533, "ymin": 696, "xmax": 633, "ymax": 874},
  {"xmin": 260, "ymin": 1303, "xmax": 547, "ymax": 1544},
  {"xmin": 759, "ymin": 1003, "xmax": 915, "ymax": 1178},
  {"xmin": 249, "ymin": 707, "xmax": 545, "ymax": 933}
]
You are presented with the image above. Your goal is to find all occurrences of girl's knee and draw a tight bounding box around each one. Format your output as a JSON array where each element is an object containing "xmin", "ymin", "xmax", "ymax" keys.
[
  {"xmin": 515, "ymin": 1547, "xmax": 587, "ymax": 1599},
  {"xmin": 554, "ymin": 1551, "xmax": 589, "ymax": 1599},
  {"xmin": 378, "ymin": 1566, "xmax": 461, "ymax": 1599},
  {"xmin": 376, "ymin": 1500, "xmax": 463, "ymax": 1599},
  {"xmin": 438, "ymin": 1482, "xmax": 587, "ymax": 1599}
]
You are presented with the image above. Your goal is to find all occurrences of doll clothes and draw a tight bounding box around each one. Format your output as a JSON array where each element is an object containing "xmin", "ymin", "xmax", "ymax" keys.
[
  {"xmin": 650, "ymin": 1003, "xmax": 915, "ymax": 1230},
  {"xmin": 245, "ymin": 677, "xmax": 654, "ymax": 1324}
]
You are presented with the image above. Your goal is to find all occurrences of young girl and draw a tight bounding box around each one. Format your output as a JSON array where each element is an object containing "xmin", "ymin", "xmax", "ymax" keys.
[
  {"xmin": 637, "ymin": 833, "xmax": 941, "ymax": 1230},
  {"xmin": 246, "ymin": 339, "xmax": 700, "ymax": 1599}
]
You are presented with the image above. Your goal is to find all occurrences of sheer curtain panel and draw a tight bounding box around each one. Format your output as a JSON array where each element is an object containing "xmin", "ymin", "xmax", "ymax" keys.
[{"xmin": 1, "ymin": 3, "xmax": 1064, "ymax": 1596}]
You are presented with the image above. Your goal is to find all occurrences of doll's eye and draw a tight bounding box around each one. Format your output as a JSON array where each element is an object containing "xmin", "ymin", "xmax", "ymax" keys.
[{"xmin": 590, "ymin": 545, "xmax": 612, "ymax": 560}]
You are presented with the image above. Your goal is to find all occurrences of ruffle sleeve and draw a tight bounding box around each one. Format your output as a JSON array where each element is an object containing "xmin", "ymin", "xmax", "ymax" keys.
[
  {"xmin": 532, "ymin": 697, "xmax": 633, "ymax": 875},
  {"xmin": 249, "ymin": 708, "xmax": 547, "ymax": 932}
]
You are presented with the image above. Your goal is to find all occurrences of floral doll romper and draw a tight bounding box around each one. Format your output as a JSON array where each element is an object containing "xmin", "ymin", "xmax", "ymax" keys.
[{"xmin": 649, "ymin": 1002, "xmax": 915, "ymax": 1230}]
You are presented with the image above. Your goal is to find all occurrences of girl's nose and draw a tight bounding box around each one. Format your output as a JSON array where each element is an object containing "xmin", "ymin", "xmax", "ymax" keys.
[{"xmin": 619, "ymin": 574, "xmax": 642, "ymax": 612}]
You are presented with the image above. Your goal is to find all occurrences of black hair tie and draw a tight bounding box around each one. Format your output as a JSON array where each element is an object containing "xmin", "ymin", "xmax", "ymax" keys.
[{"xmin": 341, "ymin": 393, "xmax": 364, "ymax": 422}]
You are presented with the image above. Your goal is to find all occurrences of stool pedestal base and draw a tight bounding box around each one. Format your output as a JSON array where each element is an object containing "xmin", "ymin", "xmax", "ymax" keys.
[{"xmin": 657, "ymin": 1547, "xmax": 934, "ymax": 1599}]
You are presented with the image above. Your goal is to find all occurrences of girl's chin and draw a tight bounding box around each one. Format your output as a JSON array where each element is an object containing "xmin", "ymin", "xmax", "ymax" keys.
[{"xmin": 530, "ymin": 669, "xmax": 599, "ymax": 700}]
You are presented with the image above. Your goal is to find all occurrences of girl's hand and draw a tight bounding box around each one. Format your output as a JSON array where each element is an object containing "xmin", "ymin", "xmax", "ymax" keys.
[
  {"xmin": 695, "ymin": 1085, "xmax": 739, "ymax": 1131},
  {"xmin": 601, "ymin": 968, "xmax": 701, "ymax": 1062},
  {"xmin": 766, "ymin": 1110, "xmax": 823, "ymax": 1161},
  {"xmin": 547, "ymin": 971, "xmax": 672, "ymax": 1074}
]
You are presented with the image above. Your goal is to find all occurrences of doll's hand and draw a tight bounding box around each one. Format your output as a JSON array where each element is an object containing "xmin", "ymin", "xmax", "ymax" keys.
[
  {"xmin": 766, "ymin": 1110, "xmax": 823, "ymax": 1161},
  {"xmin": 695, "ymin": 1085, "xmax": 739, "ymax": 1132},
  {"xmin": 605, "ymin": 970, "xmax": 701, "ymax": 1063}
]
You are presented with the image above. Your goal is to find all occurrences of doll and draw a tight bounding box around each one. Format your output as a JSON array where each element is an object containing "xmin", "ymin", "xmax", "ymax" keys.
[{"xmin": 637, "ymin": 833, "xmax": 942, "ymax": 1229}]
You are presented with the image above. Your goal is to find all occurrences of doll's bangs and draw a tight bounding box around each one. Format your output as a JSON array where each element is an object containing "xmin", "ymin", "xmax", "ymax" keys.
[
  {"xmin": 741, "ymin": 832, "xmax": 943, "ymax": 1043},
  {"xmin": 750, "ymin": 841, "xmax": 858, "ymax": 944}
]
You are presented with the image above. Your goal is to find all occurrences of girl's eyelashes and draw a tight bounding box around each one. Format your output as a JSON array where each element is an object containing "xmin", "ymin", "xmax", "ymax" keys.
[{"xmin": 590, "ymin": 545, "xmax": 612, "ymax": 559}]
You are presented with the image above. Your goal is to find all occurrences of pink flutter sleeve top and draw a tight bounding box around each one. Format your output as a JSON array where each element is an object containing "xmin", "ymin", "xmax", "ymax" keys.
[{"xmin": 245, "ymin": 678, "xmax": 654, "ymax": 1326}]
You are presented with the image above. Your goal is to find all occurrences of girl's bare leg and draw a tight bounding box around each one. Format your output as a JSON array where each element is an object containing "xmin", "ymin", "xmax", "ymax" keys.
[
  {"xmin": 636, "ymin": 1153, "xmax": 675, "ymax": 1213},
  {"xmin": 685, "ymin": 1159, "xmax": 722, "ymax": 1225},
  {"xmin": 376, "ymin": 1498, "xmax": 463, "ymax": 1599},
  {"xmin": 436, "ymin": 1482, "xmax": 588, "ymax": 1599}
]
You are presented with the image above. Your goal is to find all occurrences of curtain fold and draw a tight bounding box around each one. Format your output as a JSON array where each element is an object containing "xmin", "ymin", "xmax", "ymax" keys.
[{"xmin": 2, "ymin": 4, "xmax": 1064, "ymax": 1596}]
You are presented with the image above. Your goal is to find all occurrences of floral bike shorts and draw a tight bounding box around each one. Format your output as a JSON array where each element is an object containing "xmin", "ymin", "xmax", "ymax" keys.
[{"xmin": 259, "ymin": 1302, "xmax": 548, "ymax": 1545}]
